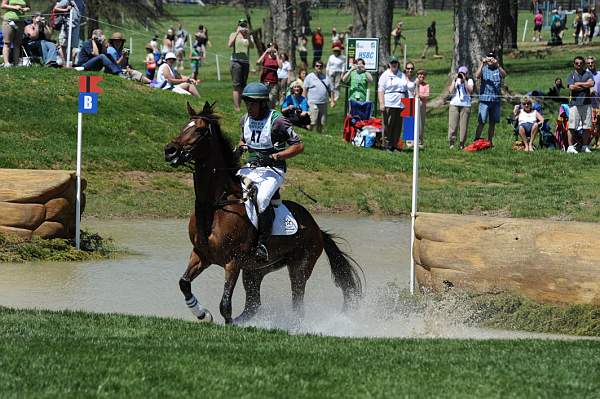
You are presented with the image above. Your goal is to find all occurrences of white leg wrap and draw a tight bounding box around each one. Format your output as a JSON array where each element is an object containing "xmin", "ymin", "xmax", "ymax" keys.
[{"xmin": 185, "ymin": 295, "xmax": 213, "ymax": 322}]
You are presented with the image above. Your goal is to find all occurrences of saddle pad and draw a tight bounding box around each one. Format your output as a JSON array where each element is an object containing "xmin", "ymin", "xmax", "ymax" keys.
[{"xmin": 245, "ymin": 200, "xmax": 298, "ymax": 236}]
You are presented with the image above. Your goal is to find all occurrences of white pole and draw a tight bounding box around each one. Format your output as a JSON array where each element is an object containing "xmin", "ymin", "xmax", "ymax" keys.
[
  {"xmin": 66, "ymin": 7, "xmax": 74, "ymax": 67},
  {"xmin": 216, "ymin": 54, "xmax": 221, "ymax": 81},
  {"xmin": 75, "ymin": 112, "xmax": 83, "ymax": 250},
  {"xmin": 403, "ymin": 44, "xmax": 407, "ymax": 68},
  {"xmin": 366, "ymin": 88, "xmax": 370, "ymax": 102},
  {"xmin": 189, "ymin": 34, "xmax": 193, "ymax": 55},
  {"xmin": 409, "ymin": 97, "xmax": 421, "ymax": 295},
  {"xmin": 522, "ymin": 19, "xmax": 529, "ymax": 43},
  {"xmin": 130, "ymin": 37, "xmax": 133, "ymax": 55}
]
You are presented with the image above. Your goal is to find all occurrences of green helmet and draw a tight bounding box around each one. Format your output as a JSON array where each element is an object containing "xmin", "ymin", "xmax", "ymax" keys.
[{"xmin": 242, "ymin": 82, "xmax": 270, "ymax": 101}]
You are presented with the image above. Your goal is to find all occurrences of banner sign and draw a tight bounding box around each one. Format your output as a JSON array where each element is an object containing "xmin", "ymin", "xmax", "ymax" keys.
[{"xmin": 345, "ymin": 38, "xmax": 379, "ymax": 72}]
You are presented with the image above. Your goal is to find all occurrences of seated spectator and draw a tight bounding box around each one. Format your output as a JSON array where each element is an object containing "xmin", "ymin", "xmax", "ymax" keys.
[
  {"xmin": 145, "ymin": 43, "xmax": 156, "ymax": 79},
  {"xmin": 151, "ymin": 52, "xmax": 199, "ymax": 97},
  {"xmin": 2, "ymin": 0, "xmax": 30, "ymax": 66},
  {"xmin": 513, "ymin": 96, "xmax": 544, "ymax": 151},
  {"xmin": 341, "ymin": 58, "xmax": 373, "ymax": 102},
  {"xmin": 107, "ymin": 32, "xmax": 150, "ymax": 84},
  {"xmin": 75, "ymin": 29, "xmax": 121, "ymax": 74},
  {"xmin": 23, "ymin": 12, "xmax": 58, "ymax": 66},
  {"xmin": 547, "ymin": 77, "xmax": 566, "ymax": 103},
  {"xmin": 281, "ymin": 79, "xmax": 310, "ymax": 128}
]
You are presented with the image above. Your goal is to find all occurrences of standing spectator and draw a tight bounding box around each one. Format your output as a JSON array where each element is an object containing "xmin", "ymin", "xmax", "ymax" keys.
[
  {"xmin": 421, "ymin": 21, "xmax": 439, "ymax": 59},
  {"xmin": 75, "ymin": 29, "xmax": 121, "ymax": 74},
  {"xmin": 23, "ymin": 12, "xmax": 58, "ymax": 66},
  {"xmin": 447, "ymin": 66, "xmax": 474, "ymax": 149},
  {"xmin": 533, "ymin": 9, "xmax": 543, "ymax": 41},
  {"xmin": 391, "ymin": 21, "xmax": 405, "ymax": 55},
  {"xmin": 550, "ymin": 8, "xmax": 562, "ymax": 44},
  {"xmin": 416, "ymin": 69, "xmax": 429, "ymax": 148},
  {"xmin": 341, "ymin": 58, "xmax": 373, "ymax": 102},
  {"xmin": 513, "ymin": 96, "xmax": 544, "ymax": 152},
  {"xmin": 566, "ymin": 56, "xmax": 594, "ymax": 153},
  {"xmin": 54, "ymin": 0, "xmax": 81, "ymax": 66},
  {"xmin": 282, "ymin": 79, "xmax": 310, "ymax": 129},
  {"xmin": 277, "ymin": 52, "xmax": 291, "ymax": 104},
  {"xmin": 2, "ymin": 0, "xmax": 29, "ymax": 66},
  {"xmin": 378, "ymin": 56, "xmax": 410, "ymax": 151},
  {"xmin": 326, "ymin": 45, "xmax": 345, "ymax": 103},
  {"xmin": 587, "ymin": 56, "xmax": 600, "ymax": 146},
  {"xmin": 582, "ymin": 8, "xmax": 591, "ymax": 45},
  {"xmin": 174, "ymin": 23, "xmax": 187, "ymax": 71},
  {"xmin": 404, "ymin": 62, "xmax": 417, "ymax": 98},
  {"xmin": 303, "ymin": 61, "xmax": 334, "ymax": 133},
  {"xmin": 145, "ymin": 43, "xmax": 156, "ymax": 79},
  {"xmin": 331, "ymin": 27, "xmax": 340, "ymax": 47},
  {"xmin": 589, "ymin": 8, "xmax": 597, "ymax": 43},
  {"xmin": 297, "ymin": 35, "xmax": 308, "ymax": 67},
  {"xmin": 256, "ymin": 42, "xmax": 281, "ymax": 107},
  {"xmin": 574, "ymin": 9, "xmax": 583, "ymax": 45},
  {"xmin": 311, "ymin": 26, "xmax": 324, "ymax": 67},
  {"xmin": 162, "ymin": 28, "xmax": 175, "ymax": 60},
  {"xmin": 107, "ymin": 32, "xmax": 150, "ymax": 84},
  {"xmin": 474, "ymin": 52, "xmax": 507, "ymax": 146},
  {"xmin": 151, "ymin": 52, "xmax": 199, "ymax": 97},
  {"xmin": 558, "ymin": 6, "xmax": 567, "ymax": 39},
  {"xmin": 228, "ymin": 19, "xmax": 254, "ymax": 112}
]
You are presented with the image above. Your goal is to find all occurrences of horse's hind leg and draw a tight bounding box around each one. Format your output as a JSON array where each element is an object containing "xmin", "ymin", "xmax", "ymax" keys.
[
  {"xmin": 234, "ymin": 269, "xmax": 266, "ymax": 324},
  {"xmin": 219, "ymin": 261, "xmax": 241, "ymax": 325},
  {"xmin": 179, "ymin": 250, "xmax": 212, "ymax": 322},
  {"xmin": 288, "ymin": 254, "xmax": 318, "ymax": 319}
]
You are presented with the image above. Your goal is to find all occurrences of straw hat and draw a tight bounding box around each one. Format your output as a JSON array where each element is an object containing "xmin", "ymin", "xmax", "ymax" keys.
[{"xmin": 109, "ymin": 32, "xmax": 125, "ymax": 42}]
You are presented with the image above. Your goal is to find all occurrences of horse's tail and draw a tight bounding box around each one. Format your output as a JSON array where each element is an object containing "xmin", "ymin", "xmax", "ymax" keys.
[{"xmin": 321, "ymin": 230, "xmax": 364, "ymax": 310}]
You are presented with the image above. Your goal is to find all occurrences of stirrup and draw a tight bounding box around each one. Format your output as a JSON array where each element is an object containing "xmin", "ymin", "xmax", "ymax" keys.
[{"xmin": 255, "ymin": 243, "xmax": 269, "ymax": 261}]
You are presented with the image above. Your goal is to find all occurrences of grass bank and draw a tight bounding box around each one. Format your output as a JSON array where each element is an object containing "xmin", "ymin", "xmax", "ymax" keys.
[{"xmin": 1, "ymin": 307, "xmax": 599, "ymax": 398}]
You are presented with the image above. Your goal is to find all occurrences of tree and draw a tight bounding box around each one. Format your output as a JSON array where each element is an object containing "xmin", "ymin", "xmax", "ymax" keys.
[
  {"xmin": 269, "ymin": 0, "xmax": 295, "ymax": 65},
  {"xmin": 407, "ymin": 0, "xmax": 425, "ymax": 16},
  {"xmin": 85, "ymin": 0, "xmax": 166, "ymax": 37},
  {"xmin": 502, "ymin": 0, "xmax": 519, "ymax": 51},
  {"xmin": 349, "ymin": 0, "xmax": 368, "ymax": 37},
  {"xmin": 366, "ymin": 0, "xmax": 394, "ymax": 71}
]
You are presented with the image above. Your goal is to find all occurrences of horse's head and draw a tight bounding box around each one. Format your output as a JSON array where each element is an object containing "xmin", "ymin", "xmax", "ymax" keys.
[{"xmin": 164, "ymin": 101, "xmax": 219, "ymax": 167}]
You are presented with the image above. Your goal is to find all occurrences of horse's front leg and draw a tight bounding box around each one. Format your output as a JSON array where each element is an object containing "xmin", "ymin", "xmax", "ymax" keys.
[
  {"xmin": 219, "ymin": 261, "xmax": 241, "ymax": 324},
  {"xmin": 179, "ymin": 249, "xmax": 213, "ymax": 322}
]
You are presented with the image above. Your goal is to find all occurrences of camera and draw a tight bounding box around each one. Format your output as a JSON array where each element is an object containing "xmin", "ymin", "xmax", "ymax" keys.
[
  {"xmin": 457, "ymin": 72, "xmax": 465, "ymax": 80},
  {"xmin": 123, "ymin": 48, "xmax": 130, "ymax": 54}
]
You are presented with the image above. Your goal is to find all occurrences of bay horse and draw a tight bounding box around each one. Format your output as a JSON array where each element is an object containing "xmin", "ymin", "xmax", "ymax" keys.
[{"xmin": 164, "ymin": 102, "xmax": 363, "ymax": 324}]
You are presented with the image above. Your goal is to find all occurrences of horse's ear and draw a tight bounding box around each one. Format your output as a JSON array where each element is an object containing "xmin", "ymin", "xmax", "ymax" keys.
[
  {"xmin": 202, "ymin": 101, "xmax": 214, "ymax": 115},
  {"xmin": 186, "ymin": 102, "xmax": 197, "ymax": 117}
]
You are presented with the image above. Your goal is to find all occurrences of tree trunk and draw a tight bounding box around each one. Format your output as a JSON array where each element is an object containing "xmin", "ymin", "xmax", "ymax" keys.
[
  {"xmin": 502, "ymin": 0, "xmax": 519, "ymax": 51},
  {"xmin": 269, "ymin": 0, "xmax": 295, "ymax": 66},
  {"xmin": 350, "ymin": 0, "xmax": 368, "ymax": 37},
  {"xmin": 366, "ymin": 0, "xmax": 394, "ymax": 71},
  {"xmin": 407, "ymin": 0, "xmax": 425, "ymax": 16}
]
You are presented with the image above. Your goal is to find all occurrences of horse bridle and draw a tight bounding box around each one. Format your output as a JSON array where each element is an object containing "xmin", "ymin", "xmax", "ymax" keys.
[{"xmin": 177, "ymin": 118, "xmax": 214, "ymax": 170}]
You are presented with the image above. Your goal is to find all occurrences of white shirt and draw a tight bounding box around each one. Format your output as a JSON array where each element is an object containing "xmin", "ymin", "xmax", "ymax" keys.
[
  {"xmin": 153, "ymin": 63, "xmax": 175, "ymax": 90},
  {"xmin": 377, "ymin": 69, "xmax": 410, "ymax": 108},
  {"xmin": 277, "ymin": 60, "xmax": 291, "ymax": 80},
  {"xmin": 449, "ymin": 78, "xmax": 474, "ymax": 107},
  {"xmin": 326, "ymin": 54, "xmax": 346, "ymax": 74},
  {"xmin": 518, "ymin": 109, "xmax": 538, "ymax": 124}
]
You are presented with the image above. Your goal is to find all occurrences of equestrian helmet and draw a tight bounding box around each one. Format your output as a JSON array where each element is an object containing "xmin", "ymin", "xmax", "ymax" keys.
[{"xmin": 242, "ymin": 82, "xmax": 270, "ymax": 101}]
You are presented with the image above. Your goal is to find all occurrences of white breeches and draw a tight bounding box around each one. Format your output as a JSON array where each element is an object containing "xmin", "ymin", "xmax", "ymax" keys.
[{"xmin": 238, "ymin": 166, "xmax": 285, "ymax": 213}]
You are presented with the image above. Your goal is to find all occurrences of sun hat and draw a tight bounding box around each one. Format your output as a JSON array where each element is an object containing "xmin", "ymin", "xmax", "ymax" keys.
[
  {"xmin": 164, "ymin": 52, "xmax": 177, "ymax": 60},
  {"xmin": 458, "ymin": 66, "xmax": 468, "ymax": 74},
  {"xmin": 145, "ymin": 43, "xmax": 153, "ymax": 51},
  {"xmin": 290, "ymin": 79, "xmax": 303, "ymax": 89},
  {"xmin": 110, "ymin": 32, "xmax": 125, "ymax": 41},
  {"xmin": 332, "ymin": 45, "xmax": 342, "ymax": 52},
  {"xmin": 388, "ymin": 55, "xmax": 399, "ymax": 63}
]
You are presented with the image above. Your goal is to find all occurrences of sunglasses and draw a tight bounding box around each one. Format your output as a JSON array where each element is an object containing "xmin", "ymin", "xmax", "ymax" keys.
[
  {"xmin": 315, "ymin": 64, "xmax": 323, "ymax": 68},
  {"xmin": 405, "ymin": 67, "xmax": 414, "ymax": 70},
  {"xmin": 575, "ymin": 62, "xmax": 584, "ymax": 66}
]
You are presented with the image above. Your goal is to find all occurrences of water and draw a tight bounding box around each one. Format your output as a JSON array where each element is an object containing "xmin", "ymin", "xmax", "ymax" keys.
[{"xmin": 0, "ymin": 216, "xmax": 593, "ymax": 340}]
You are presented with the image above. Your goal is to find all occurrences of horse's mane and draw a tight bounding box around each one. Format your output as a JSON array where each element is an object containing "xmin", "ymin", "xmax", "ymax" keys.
[{"xmin": 207, "ymin": 116, "xmax": 240, "ymax": 179}]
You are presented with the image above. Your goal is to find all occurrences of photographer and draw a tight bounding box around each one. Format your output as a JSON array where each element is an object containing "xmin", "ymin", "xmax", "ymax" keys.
[
  {"xmin": 474, "ymin": 51, "xmax": 507, "ymax": 146},
  {"xmin": 107, "ymin": 32, "xmax": 151, "ymax": 84},
  {"xmin": 342, "ymin": 58, "xmax": 373, "ymax": 102},
  {"xmin": 75, "ymin": 29, "xmax": 121, "ymax": 75},
  {"xmin": 2, "ymin": 0, "xmax": 30, "ymax": 66},
  {"xmin": 54, "ymin": 0, "xmax": 81, "ymax": 66},
  {"xmin": 256, "ymin": 42, "xmax": 281, "ymax": 107},
  {"xmin": 281, "ymin": 80, "xmax": 310, "ymax": 129},
  {"xmin": 447, "ymin": 66, "xmax": 474, "ymax": 149},
  {"xmin": 24, "ymin": 12, "xmax": 58, "ymax": 66},
  {"xmin": 228, "ymin": 19, "xmax": 255, "ymax": 112}
]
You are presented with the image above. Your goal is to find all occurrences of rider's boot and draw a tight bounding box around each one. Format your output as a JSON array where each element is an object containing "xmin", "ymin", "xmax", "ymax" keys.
[{"xmin": 255, "ymin": 205, "xmax": 275, "ymax": 261}]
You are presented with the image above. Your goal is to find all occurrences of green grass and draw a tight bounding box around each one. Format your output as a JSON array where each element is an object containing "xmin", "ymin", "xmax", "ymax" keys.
[
  {"xmin": 1, "ymin": 307, "xmax": 600, "ymax": 398},
  {"xmin": 2, "ymin": 6, "xmax": 600, "ymax": 221}
]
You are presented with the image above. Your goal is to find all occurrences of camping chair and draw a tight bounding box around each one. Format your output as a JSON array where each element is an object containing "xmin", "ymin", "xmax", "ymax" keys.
[
  {"xmin": 509, "ymin": 100, "xmax": 556, "ymax": 150},
  {"xmin": 343, "ymin": 100, "xmax": 374, "ymax": 143}
]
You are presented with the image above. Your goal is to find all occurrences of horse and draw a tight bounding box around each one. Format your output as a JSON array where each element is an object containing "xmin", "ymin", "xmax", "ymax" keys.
[{"xmin": 164, "ymin": 101, "xmax": 363, "ymax": 324}]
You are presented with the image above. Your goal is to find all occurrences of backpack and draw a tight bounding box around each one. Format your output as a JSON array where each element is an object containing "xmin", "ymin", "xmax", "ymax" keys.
[{"xmin": 50, "ymin": 7, "xmax": 65, "ymax": 31}]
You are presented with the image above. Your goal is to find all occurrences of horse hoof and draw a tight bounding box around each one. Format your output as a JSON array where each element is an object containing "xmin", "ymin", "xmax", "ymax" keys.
[{"xmin": 197, "ymin": 310, "xmax": 213, "ymax": 323}]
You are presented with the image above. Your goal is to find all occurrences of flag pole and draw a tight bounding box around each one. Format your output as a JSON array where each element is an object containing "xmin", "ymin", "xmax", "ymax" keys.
[
  {"xmin": 410, "ymin": 97, "xmax": 420, "ymax": 294},
  {"xmin": 75, "ymin": 111, "xmax": 83, "ymax": 250}
]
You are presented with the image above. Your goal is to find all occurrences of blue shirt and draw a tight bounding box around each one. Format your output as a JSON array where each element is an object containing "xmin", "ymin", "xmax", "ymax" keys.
[
  {"xmin": 282, "ymin": 94, "xmax": 309, "ymax": 112},
  {"xmin": 479, "ymin": 65, "xmax": 502, "ymax": 103}
]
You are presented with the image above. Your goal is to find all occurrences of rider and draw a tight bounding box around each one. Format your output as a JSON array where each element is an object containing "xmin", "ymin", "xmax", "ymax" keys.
[{"xmin": 237, "ymin": 82, "xmax": 304, "ymax": 261}]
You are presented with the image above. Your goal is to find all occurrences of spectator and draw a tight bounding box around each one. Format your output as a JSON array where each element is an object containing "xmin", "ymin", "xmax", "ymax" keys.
[
  {"xmin": 533, "ymin": 9, "xmax": 543, "ymax": 41},
  {"xmin": 416, "ymin": 69, "xmax": 429, "ymax": 148},
  {"xmin": 151, "ymin": 52, "xmax": 199, "ymax": 97},
  {"xmin": 566, "ymin": 56, "xmax": 594, "ymax": 153},
  {"xmin": 337, "ymin": 31, "xmax": 346, "ymax": 48},
  {"xmin": 447, "ymin": 66, "xmax": 474, "ymax": 149},
  {"xmin": 587, "ymin": 56, "xmax": 600, "ymax": 146},
  {"xmin": 74, "ymin": 29, "xmax": 121, "ymax": 74},
  {"xmin": 378, "ymin": 55, "xmax": 410, "ymax": 152},
  {"xmin": 326, "ymin": 45, "xmax": 345, "ymax": 103},
  {"xmin": 107, "ymin": 32, "xmax": 150, "ymax": 84},
  {"xmin": 391, "ymin": 21, "xmax": 405, "ymax": 55},
  {"xmin": 257, "ymin": 42, "xmax": 280, "ymax": 107},
  {"xmin": 2, "ymin": 0, "xmax": 29, "ymax": 67},
  {"xmin": 228, "ymin": 18, "xmax": 254, "ymax": 112},
  {"xmin": 331, "ymin": 27, "xmax": 340, "ymax": 47},
  {"xmin": 194, "ymin": 24, "xmax": 210, "ymax": 50},
  {"xmin": 546, "ymin": 77, "xmax": 566, "ymax": 102},
  {"xmin": 191, "ymin": 24, "xmax": 209, "ymax": 80},
  {"xmin": 311, "ymin": 26, "xmax": 323, "ymax": 67},
  {"xmin": 174, "ymin": 23, "xmax": 187, "ymax": 71},
  {"xmin": 23, "ymin": 12, "xmax": 58, "ymax": 67},
  {"xmin": 558, "ymin": 6, "xmax": 567, "ymax": 38},
  {"xmin": 341, "ymin": 58, "xmax": 373, "ymax": 102},
  {"xmin": 590, "ymin": 8, "xmax": 597, "ymax": 43},
  {"xmin": 54, "ymin": 0, "xmax": 82, "ymax": 66},
  {"xmin": 145, "ymin": 43, "xmax": 156, "ymax": 79},
  {"xmin": 150, "ymin": 34, "xmax": 160, "ymax": 64},
  {"xmin": 303, "ymin": 60, "xmax": 334, "ymax": 133},
  {"xmin": 287, "ymin": 66, "xmax": 307, "ymax": 96},
  {"xmin": 282, "ymin": 79, "xmax": 310, "ymax": 129},
  {"xmin": 513, "ymin": 96, "xmax": 544, "ymax": 151},
  {"xmin": 574, "ymin": 9, "xmax": 583, "ymax": 45},
  {"xmin": 550, "ymin": 8, "xmax": 562, "ymax": 45},
  {"xmin": 162, "ymin": 28, "xmax": 175, "ymax": 60},
  {"xmin": 404, "ymin": 62, "xmax": 416, "ymax": 98},
  {"xmin": 474, "ymin": 51, "xmax": 507, "ymax": 146},
  {"xmin": 582, "ymin": 8, "xmax": 591, "ymax": 45},
  {"xmin": 297, "ymin": 35, "xmax": 308, "ymax": 67},
  {"xmin": 277, "ymin": 52, "xmax": 291, "ymax": 104},
  {"xmin": 421, "ymin": 21, "xmax": 439, "ymax": 59}
]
